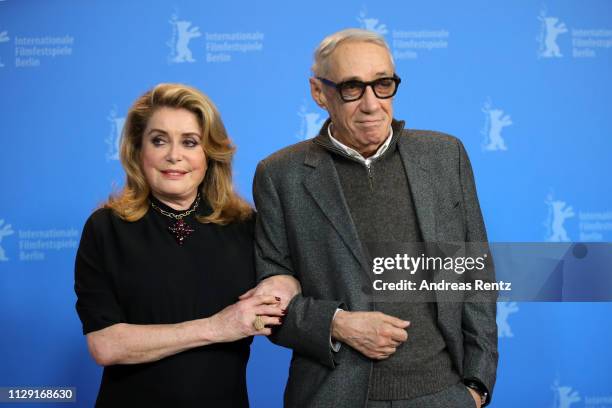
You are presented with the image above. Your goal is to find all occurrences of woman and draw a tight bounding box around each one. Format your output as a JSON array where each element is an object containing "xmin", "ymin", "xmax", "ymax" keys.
[{"xmin": 75, "ymin": 83, "xmax": 294, "ymax": 407}]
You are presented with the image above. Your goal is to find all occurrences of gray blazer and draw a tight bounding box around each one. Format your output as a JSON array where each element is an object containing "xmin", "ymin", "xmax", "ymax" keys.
[{"xmin": 253, "ymin": 120, "xmax": 498, "ymax": 408}]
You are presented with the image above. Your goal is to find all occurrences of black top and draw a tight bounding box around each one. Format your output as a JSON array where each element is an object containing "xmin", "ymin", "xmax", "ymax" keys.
[{"xmin": 74, "ymin": 196, "xmax": 255, "ymax": 407}]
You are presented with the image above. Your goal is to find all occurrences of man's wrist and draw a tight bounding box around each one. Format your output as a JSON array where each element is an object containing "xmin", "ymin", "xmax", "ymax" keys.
[
  {"xmin": 329, "ymin": 308, "xmax": 344, "ymax": 352},
  {"xmin": 463, "ymin": 378, "xmax": 489, "ymax": 406},
  {"xmin": 330, "ymin": 308, "xmax": 346, "ymax": 341},
  {"xmin": 330, "ymin": 309, "xmax": 348, "ymax": 343}
]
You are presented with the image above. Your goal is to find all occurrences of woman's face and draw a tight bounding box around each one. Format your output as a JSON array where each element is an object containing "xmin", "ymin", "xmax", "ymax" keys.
[{"xmin": 140, "ymin": 107, "xmax": 207, "ymax": 208}]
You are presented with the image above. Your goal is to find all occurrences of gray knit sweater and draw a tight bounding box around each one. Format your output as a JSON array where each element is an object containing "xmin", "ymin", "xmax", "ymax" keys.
[{"xmin": 315, "ymin": 128, "xmax": 460, "ymax": 400}]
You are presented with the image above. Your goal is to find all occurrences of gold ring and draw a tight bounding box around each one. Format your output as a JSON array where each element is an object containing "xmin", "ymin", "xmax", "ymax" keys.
[{"xmin": 253, "ymin": 315, "xmax": 265, "ymax": 331}]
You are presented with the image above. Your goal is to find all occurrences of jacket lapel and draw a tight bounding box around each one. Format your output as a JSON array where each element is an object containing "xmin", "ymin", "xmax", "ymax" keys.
[
  {"xmin": 399, "ymin": 134, "xmax": 461, "ymax": 314},
  {"xmin": 397, "ymin": 135, "xmax": 437, "ymax": 242},
  {"xmin": 302, "ymin": 142, "xmax": 370, "ymax": 274}
]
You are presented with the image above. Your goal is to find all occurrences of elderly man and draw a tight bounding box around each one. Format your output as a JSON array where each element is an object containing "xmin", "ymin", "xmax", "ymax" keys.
[{"xmin": 252, "ymin": 28, "xmax": 498, "ymax": 408}]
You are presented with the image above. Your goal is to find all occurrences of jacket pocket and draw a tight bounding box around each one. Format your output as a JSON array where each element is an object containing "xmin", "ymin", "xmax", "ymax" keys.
[{"xmin": 436, "ymin": 201, "xmax": 466, "ymax": 241}]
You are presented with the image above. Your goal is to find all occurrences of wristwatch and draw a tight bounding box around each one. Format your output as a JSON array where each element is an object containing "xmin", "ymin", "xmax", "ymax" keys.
[{"xmin": 463, "ymin": 378, "xmax": 489, "ymax": 406}]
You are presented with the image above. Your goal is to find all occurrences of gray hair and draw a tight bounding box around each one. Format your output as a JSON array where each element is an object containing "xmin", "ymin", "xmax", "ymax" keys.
[{"xmin": 311, "ymin": 28, "xmax": 394, "ymax": 77}]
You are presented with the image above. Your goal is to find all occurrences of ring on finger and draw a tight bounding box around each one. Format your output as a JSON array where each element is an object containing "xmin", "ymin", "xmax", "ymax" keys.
[{"xmin": 253, "ymin": 315, "xmax": 265, "ymax": 331}]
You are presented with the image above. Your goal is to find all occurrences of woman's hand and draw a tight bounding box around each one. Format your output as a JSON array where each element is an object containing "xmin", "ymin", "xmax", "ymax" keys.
[
  {"xmin": 86, "ymin": 295, "xmax": 284, "ymax": 366},
  {"xmin": 238, "ymin": 275, "xmax": 302, "ymax": 310},
  {"xmin": 85, "ymin": 280, "xmax": 297, "ymax": 366},
  {"xmin": 208, "ymin": 295, "xmax": 284, "ymax": 342}
]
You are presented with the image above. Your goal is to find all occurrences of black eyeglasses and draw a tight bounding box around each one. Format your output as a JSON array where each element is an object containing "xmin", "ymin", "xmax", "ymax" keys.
[{"xmin": 316, "ymin": 74, "xmax": 401, "ymax": 102}]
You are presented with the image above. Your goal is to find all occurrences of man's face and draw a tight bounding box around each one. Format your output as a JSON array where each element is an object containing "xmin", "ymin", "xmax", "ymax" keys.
[{"xmin": 311, "ymin": 41, "xmax": 395, "ymax": 157}]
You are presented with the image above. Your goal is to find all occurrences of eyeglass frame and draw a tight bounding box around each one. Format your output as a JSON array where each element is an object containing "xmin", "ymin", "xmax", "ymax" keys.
[{"xmin": 316, "ymin": 74, "xmax": 402, "ymax": 102}]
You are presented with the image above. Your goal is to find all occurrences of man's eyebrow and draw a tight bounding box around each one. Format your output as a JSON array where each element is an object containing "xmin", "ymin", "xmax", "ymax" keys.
[
  {"xmin": 338, "ymin": 71, "xmax": 394, "ymax": 82},
  {"xmin": 338, "ymin": 76, "xmax": 362, "ymax": 82},
  {"xmin": 374, "ymin": 70, "xmax": 393, "ymax": 77}
]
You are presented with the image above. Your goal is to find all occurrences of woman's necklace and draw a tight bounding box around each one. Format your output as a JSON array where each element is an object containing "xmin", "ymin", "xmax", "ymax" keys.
[{"xmin": 149, "ymin": 194, "xmax": 200, "ymax": 246}]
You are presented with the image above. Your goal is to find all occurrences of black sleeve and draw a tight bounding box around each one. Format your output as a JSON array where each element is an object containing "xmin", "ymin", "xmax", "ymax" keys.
[{"xmin": 74, "ymin": 211, "xmax": 124, "ymax": 335}]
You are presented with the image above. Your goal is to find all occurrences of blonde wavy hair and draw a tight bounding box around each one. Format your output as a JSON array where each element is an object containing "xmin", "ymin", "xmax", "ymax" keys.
[{"xmin": 104, "ymin": 83, "xmax": 253, "ymax": 224}]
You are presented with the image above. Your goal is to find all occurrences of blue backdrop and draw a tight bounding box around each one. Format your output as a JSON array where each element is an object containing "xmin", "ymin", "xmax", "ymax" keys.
[{"xmin": 1, "ymin": 1, "xmax": 611, "ymax": 407}]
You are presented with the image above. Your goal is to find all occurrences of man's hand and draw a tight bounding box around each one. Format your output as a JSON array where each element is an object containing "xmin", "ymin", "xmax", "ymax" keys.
[
  {"xmin": 239, "ymin": 275, "xmax": 302, "ymax": 310},
  {"xmin": 331, "ymin": 311, "xmax": 410, "ymax": 360}
]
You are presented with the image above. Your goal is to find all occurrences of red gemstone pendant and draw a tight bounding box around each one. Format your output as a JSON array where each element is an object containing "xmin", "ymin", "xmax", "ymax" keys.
[{"xmin": 168, "ymin": 219, "xmax": 194, "ymax": 246}]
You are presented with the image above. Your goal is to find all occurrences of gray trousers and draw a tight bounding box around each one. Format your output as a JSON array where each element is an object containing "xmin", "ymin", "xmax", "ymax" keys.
[{"xmin": 366, "ymin": 382, "xmax": 477, "ymax": 408}]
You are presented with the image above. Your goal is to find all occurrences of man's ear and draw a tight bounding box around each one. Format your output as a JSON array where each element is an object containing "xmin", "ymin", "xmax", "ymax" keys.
[{"xmin": 309, "ymin": 77, "xmax": 328, "ymax": 109}]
